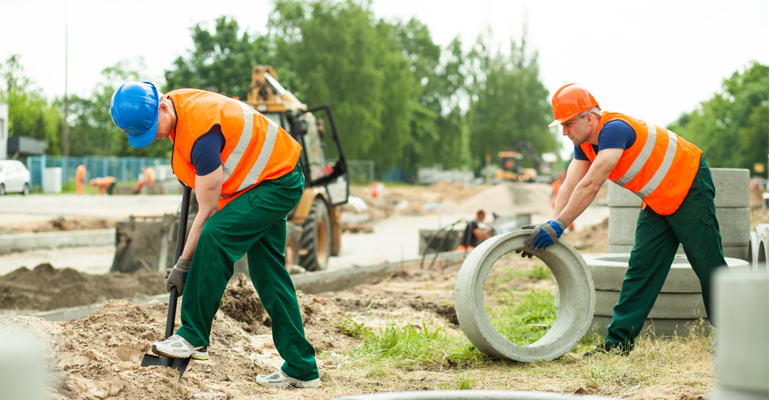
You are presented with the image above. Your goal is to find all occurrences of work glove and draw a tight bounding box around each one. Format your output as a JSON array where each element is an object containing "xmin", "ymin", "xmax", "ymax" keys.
[
  {"xmin": 522, "ymin": 218, "xmax": 567, "ymax": 254},
  {"xmin": 165, "ymin": 258, "xmax": 191, "ymax": 297}
]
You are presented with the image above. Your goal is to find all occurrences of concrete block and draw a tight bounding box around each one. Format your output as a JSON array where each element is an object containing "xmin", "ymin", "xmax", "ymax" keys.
[
  {"xmin": 710, "ymin": 387, "xmax": 769, "ymax": 400},
  {"xmin": 590, "ymin": 315, "xmax": 711, "ymax": 337},
  {"xmin": 607, "ymin": 244, "xmax": 750, "ymax": 261},
  {"xmin": 608, "ymin": 207, "xmax": 750, "ymax": 247},
  {"xmin": 595, "ymin": 290, "xmax": 706, "ymax": 318},
  {"xmin": 334, "ymin": 390, "xmax": 621, "ymax": 400},
  {"xmin": 0, "ymin": 331, "xmax": 47, "ymax": 400},
  {"xmin": 713, "ymin": 269, "xmax": 769, "ymax": 394},
  {"xmin": 455, "ymin": 230, "xmax": 595, "ymax": 362},
  {"xmin": 586, "ymin": 253, "xmax": 750, "ymax": 292},
  {"xmin": 0, "ymin": 228, "xmax": 116, "ymax": 253},
  {"xmin": 607, "ymin": 168, "xmax": 750, "ymax": 208}
]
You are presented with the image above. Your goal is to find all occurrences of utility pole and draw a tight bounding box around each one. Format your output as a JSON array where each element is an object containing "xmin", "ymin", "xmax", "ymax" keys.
[{"xmin": 63, "ymin": 13, "xmax": 69, "ymax": 156}]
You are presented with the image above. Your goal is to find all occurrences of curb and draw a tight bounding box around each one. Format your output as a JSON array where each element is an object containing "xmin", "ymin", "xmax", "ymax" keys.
[{"xmin": 0, "ymin": 229, "xmax": 115, "ymax": 253}]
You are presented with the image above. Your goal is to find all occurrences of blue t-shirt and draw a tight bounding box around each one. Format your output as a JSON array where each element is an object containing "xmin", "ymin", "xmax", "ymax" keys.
[
  {"xmin": 574, "ymin": 120, "xmax": 636, "ymax": 161},
  {"xmin": 190, "ymin": 125, "xmax": 225, "ymax": 176}
]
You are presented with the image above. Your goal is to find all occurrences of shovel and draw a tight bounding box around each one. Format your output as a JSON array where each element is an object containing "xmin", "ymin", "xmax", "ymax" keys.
[{"xmin": 141, "ymin": 185, "xmax": 193, "ymax": 378}]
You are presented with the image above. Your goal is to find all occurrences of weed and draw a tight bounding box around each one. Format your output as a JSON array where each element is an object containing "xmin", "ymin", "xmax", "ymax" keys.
[
  {"xmin": 456, "ymin": 373, "xmax": 475, "ymax": 390},
  {"xmin": 335, "ymin": 315, "xmax": 372, "ymax": 339}
]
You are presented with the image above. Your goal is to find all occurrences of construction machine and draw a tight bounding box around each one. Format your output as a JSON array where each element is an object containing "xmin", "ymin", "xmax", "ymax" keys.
[
  {"xmin": 495, "ymin": 140, "xmax": 545, "ymax": 182},
  {"xmin": 111, "ymin": 65, "xmax": 349, "ymax": 274}
]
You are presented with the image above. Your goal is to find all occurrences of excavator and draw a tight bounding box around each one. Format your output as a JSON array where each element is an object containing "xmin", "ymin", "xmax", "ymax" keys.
[
  {"xmin": 110, "ymin": 66, "xmax": 349, "ymax": 275},
  {"xmin": 495, "ymin": 140, "xmax": 545, "ymax": 182}
]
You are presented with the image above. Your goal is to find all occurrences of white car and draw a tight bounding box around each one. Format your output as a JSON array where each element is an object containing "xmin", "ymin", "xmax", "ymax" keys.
[{"xmin": 0, "ymin": 160, "xmax": 31, "ymax": 195}]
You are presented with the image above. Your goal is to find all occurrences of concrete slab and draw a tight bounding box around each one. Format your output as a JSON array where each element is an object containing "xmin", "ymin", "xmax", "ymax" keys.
[
  {"xmin": 608, "ymin": 207, "xmax": 750, "ymax": 247},
  {"xmin": 594, "ymin": 290, "xmax": 707, "ymax": 319},
  {"xmin": 607, "ymin": 244, "xmax": 750, "ymax": 261},
  {"xmin": 0, "ymin": 229, "xmax": 115, "ymax": 253},
  {"xmin": 454, "ymin": 231, "xmax": 594, "ymax": 363},
  {"xmin": 585, "ymin": 254, "xmax": 750, "ymax": 292},
  {"xmin": 607, "ymin": 168, "xmax": 750, "ymax": 208},
  {"xmin": 589, "ymin": 315, "xmax": 711, "ymax": 337},
  {"xmin": 713, "ymin": 269, "xmax": 769, "ymax": 393},
  {"xmin": 334, "ymin": 391, "xmax": 620, "ymax": 400}
]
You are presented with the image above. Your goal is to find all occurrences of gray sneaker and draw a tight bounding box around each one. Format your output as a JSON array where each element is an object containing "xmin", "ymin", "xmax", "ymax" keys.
[
  {"xmin": 255, "ymin": 369, "xmax": 319, "ymax": 388},
  {"xmin": 152, "ymin": 334, "xmax": 207, "ymax": 359}
]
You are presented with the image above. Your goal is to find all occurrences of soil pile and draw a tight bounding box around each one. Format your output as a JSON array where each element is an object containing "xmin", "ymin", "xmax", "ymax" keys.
[
  {"xmin": 0, "ymin": 263, "xmax": 165, "ymax": 311},
  {"xmin": 1, "ymin": 277, "xmax": 356, "ymax": 400}
]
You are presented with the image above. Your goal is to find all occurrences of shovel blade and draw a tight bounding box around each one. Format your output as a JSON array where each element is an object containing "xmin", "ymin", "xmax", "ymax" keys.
[{"xmin": 141, "ymin": 353, "xmax": 190, "ymax": 378}]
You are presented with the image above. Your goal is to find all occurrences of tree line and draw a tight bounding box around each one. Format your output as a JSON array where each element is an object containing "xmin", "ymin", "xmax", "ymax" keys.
[{"xmin": 0, "ymin": 0, "xmax": 767, "ymax": 178}]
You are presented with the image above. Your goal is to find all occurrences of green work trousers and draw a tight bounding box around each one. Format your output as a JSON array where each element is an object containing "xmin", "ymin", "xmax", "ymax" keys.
[
  {"xmin": 176, "ymin": 164, "xmax": 319, "ymax": 381},
  {"xmin": 605, "ymin": 156, "xmax": 726, "ymax": 349}
]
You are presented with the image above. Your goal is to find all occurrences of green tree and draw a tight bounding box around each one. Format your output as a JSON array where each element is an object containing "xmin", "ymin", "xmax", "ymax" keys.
[
  {"xmin": 466, "ymin": 33, "xmax": 557, "ymax": 171},
  {"xmin": 668, "ymin": 62, "xmax": 768, "ymax": 175},
  {"xmin": 0, "ymin": 54, "xmax": 62, "ymax": 154},
  {"xmin": 164, "ymin": 16, "xmax": 270, "ymax": 99}
]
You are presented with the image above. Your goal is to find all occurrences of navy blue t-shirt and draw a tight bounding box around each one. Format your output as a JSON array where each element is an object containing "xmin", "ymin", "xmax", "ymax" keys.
[
  {"xmin": 574, "ymin": 120, "xmax": 636, "ymax": 161},
  {"xmin": 190, "ymin": 125, "xmax": 225, "ymax": 176}
]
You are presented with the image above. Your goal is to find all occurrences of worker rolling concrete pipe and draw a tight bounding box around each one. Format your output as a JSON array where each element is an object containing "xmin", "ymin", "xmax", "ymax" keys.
[
  {"xmin": 110, "ymin": 82, "xmax": 319, "ymax": 388},
  {"xmin": 524, "ymin": 83, "xmax": 727, "ymax": 356}
]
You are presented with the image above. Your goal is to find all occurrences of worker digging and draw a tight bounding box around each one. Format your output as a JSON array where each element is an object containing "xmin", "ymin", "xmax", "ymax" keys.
[
  {"xmin": 524, "ymin": 83, "xmax": 727, "ymax": 356},
  {"xmin": 109, "ymin": 82, "xmax": 320, "ymax": 388}
]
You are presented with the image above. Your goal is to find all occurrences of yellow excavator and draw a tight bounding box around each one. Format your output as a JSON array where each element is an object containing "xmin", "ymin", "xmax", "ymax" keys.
[{"xmin": 111, "ymin": 66, "xmax": 349, "ymax": 274}]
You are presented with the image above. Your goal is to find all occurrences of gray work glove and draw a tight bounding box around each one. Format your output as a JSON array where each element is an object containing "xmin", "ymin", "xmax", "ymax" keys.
[
  {"xmin": 515, "ymin": 224, "xmax": 537, "ymax": 259},
  {"xmin": 523, "ymin": 219, "xmax": 567, "ymax": 254},
  {"xmin": 165, "ymin": 258, "xmax": 191, "ymax": 297}
]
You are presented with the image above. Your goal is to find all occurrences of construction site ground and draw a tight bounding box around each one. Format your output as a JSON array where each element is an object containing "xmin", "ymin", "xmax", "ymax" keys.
[{"xmin": 0, "ymin": 181, "xmax": 766, "ymax": 399}]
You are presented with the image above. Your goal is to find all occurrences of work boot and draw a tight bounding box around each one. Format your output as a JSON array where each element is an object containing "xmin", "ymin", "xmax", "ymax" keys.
[
  {"xmin": 583, "ymin": 342, "xmax": 630, "ymax": 358},
  {"xmin": 255, "ymin": 369, "xmax": 320, "ymax": 388},
  {"xmin": 152, "ymin": 334, "xmax": 208, "ymax": 360}
]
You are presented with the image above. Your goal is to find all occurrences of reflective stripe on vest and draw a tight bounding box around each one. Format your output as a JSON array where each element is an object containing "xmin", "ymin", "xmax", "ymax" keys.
[
  {"xmin": 220, "ymin": 102, "xmax": 280, "ymax": 197},
  {"xmin": 615, "ymin": 120, "xmax": 679, "ymax": 199}
]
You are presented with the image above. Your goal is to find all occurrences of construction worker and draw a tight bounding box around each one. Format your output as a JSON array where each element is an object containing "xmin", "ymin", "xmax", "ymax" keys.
[
  {"xmin": 75, "ymin": 164, "xmax": 87, "ymax": 195},
  {"xmin": 134, "ymin": 165, "xmax": 155, "ymax": 194},
  {"xmin": 109, "ymin": 82, "xmax": 319, "ymax": 388},
  {"xmin": 89, "ymin": 176, "xmax": 116, "ymax": 195},
  {"xmin": 523, "ymin": 83, "xmax": 726, "ymax": 356},
  {"xmin": 459, "ymin": 210, "xmax": 492, "ymax": 250}
]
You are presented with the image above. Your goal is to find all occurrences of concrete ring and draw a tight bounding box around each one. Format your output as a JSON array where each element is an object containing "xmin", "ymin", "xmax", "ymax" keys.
[
  {"xmin": 334, "ymin": 390, "xmax": 619, "ymax": 400},
  {"xmin": 454, "ymin": 230, "xmax": 595, "ymax": 363}
]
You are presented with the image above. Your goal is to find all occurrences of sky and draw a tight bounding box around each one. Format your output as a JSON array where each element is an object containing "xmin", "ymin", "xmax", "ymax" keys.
[{"xmin": 1, "ymin": 0, "xmax": 768, "ymax": 138}]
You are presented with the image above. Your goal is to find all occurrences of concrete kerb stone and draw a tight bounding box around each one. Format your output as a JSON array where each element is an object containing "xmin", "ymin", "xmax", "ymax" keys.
[
  {"xmin": 712, "ymin": 269, "xmax": 769, "ymax": 396},
  {"xmin": 606, "ymin": 168, "xmax": 750, "ymax": 208},
  {"xmin": 0, "ymin": 228, "xmax": 115, "ymax": 253},
  {"xmin": 584, "ymin": 254, "xmax": 750, "ymax": 292},
  {"xmin": 454, "ymin": 231, "xmax": 594, "ymax": 363},
  {"xmin": 334, "ymin": 390, "xmax": 620, "ymax": 400},
  {"xmin": 607, "ymin": 244, "xmax": 749, "ymax": 260},
  {"xmin": 608, "ymin": 207, "xmax": 750, "ymax": 247}
]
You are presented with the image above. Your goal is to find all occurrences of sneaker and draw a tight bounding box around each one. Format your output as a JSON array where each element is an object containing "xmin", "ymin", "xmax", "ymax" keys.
[
  {"xmin": 583, "ymin": 342, "xmax": 630, "ymax": 357},
  {"xmin": 192, "ymin": 347, "xmax": 209, "ymax": 360},
  {"xmin": 255, "ymin": 369, "xmax": 320, "ymax": 388},
  {"xmin": 152, "ymin": 334, "xmax": 205, "ymax": 359}
]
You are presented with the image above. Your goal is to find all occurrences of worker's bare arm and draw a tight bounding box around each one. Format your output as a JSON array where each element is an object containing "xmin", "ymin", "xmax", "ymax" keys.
[
  {"xmin": 181, "ymin": 166, "xmax": 223, "ymax": 260},
  {"xmin": 552, "ymin": 159, "xmax": 590, "ymax": 219},
  {"xmin": 557, "ymin": 148, "xmax": 622, "ymax": 225}
]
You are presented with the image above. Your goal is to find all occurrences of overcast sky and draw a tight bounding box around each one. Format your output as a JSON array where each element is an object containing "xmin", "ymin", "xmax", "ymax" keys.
[{"xmin": 1, "ymin": 0, "xmax": 768, "ymax": 132}]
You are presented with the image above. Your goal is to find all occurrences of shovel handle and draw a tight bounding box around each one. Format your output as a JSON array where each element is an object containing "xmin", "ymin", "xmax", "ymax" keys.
[{"xmin": 165, "ymin": 185, "xmax": 192, "ymax": 339}]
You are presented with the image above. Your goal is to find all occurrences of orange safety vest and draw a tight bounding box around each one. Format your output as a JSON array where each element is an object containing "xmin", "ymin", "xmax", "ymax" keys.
[
  {"xmin": 167, "ymin": 89, "xmax": 302, "ymax": 210},
  {"xmin": 580, "ymin": 112, "xmax": 702, "ymax": 215}
]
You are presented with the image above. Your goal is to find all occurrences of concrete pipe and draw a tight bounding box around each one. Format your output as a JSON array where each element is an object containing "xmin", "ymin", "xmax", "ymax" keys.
[
  {"xmin": 711, "ymin": 269, "xmax": 769, "ymax": 398},
  {"xmin": 607, "ymin": 168, "xmax": 749, "ymax": 208},
  {"xmin": 608, "ymin": 207, "xmax": 750, "ymax": 247},
  {"xmin": 585, "ymin": 254, "xmax": 750, "ymax": 293},
  {"xmin": 334, "ymin": 390, "xmax": 620, "ymax": 400},
  {"xmin": 754, "ymin": 224, "xmax": 769, "ymax": 272},
  {"xmin": 590, "ymin": 315, "xmax": 711, "ymax": 337},
  {"xmin": 454, "ymin": 230, "xmax": 595, "ymax": 363},
  {"xmin": 607, "ymin": 244, "xmax": 750, "ymax": 261},
  {"xmin": 595, "ymin": 291, "xmax": 707, "ymax": 319}
]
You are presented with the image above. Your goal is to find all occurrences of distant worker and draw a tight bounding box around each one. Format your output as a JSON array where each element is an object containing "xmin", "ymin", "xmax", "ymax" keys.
[
  {"xmin": 110, "ymin": 82, "xmax": 318, "ymax": 388},
  {"xmin": 75, "ymin": 164, "xmax": 87, "ymax": 195},
  {"xmin": 89, "ymin": 176, "xmax": 116, "ymax": 195},
  {"xmin": 523, "ymin": 83, "xmax": 726, "ymax": 356},
  {"xmin": 459, "ymin": 210, "xmax": 492, "ymax": 250},
  {"xmin": 134, "ymin": 166, "xmax": 156, "ymax": 194}
]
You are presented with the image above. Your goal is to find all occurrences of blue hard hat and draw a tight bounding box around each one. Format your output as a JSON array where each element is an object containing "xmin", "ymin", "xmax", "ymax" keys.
[{"xmin": 110, "ymin": 82, "xmax": 160, "ymax": 148}]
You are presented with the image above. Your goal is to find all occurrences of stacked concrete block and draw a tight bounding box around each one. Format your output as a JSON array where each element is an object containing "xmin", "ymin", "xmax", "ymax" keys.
[
  {"xmin": 584, "ymin": 253, "xmax": 749, "ymax": 336},
  {"xmin": 709, "ymin": 269, "xmax": 769, "ymax": 400},
  {"xmin": 607, "ymin": 168, "xmax": 751, "ymax": 261}
]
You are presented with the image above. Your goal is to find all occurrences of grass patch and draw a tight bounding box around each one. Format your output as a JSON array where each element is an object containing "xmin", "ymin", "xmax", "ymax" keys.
[{"xmin": 487, "ymin": 288, "xmax": 556, "ymax": 346}]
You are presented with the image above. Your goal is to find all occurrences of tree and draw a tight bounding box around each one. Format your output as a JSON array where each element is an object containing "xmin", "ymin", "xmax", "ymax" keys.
[
  {"xmin": 0, "ymin": 54, "xmax": 62, "ymax": 154},
  {"xmin": 164, "ymin": 16, "xmax": 270, "ymax": 99},
  {"xmin": 668, "ymin": 62, "xmax": 768, "ymax": 175}
]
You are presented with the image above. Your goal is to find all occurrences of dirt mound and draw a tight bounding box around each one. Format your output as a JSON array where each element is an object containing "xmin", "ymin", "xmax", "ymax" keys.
[
  {"xmin": 1, "ymin": 279, "xmax": 357, "ymax": 400},
  {"xmin": 0, "ymin": 263, "xmax": 165, "ymax": 311}
]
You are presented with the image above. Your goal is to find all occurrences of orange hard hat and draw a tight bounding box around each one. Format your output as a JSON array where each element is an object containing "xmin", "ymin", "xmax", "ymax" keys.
[{"xmin": 548, "ymin": 83, "xmax": 598, "ymax": 127}]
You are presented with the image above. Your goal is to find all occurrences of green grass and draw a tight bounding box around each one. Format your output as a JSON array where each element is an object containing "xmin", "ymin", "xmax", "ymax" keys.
[{"xmin": 487, "ymin": 288, "xmax": 556, "ymax": 346}]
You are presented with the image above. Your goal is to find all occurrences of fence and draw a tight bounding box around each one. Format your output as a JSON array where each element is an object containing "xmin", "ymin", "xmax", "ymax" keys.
[
  {"xmin": 347, "ymin": 160, "xmax": 375, "ymax": 186},
  {"xmin": 26, "ymin": 155, "xmax": 170, "ymax": 189}
]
